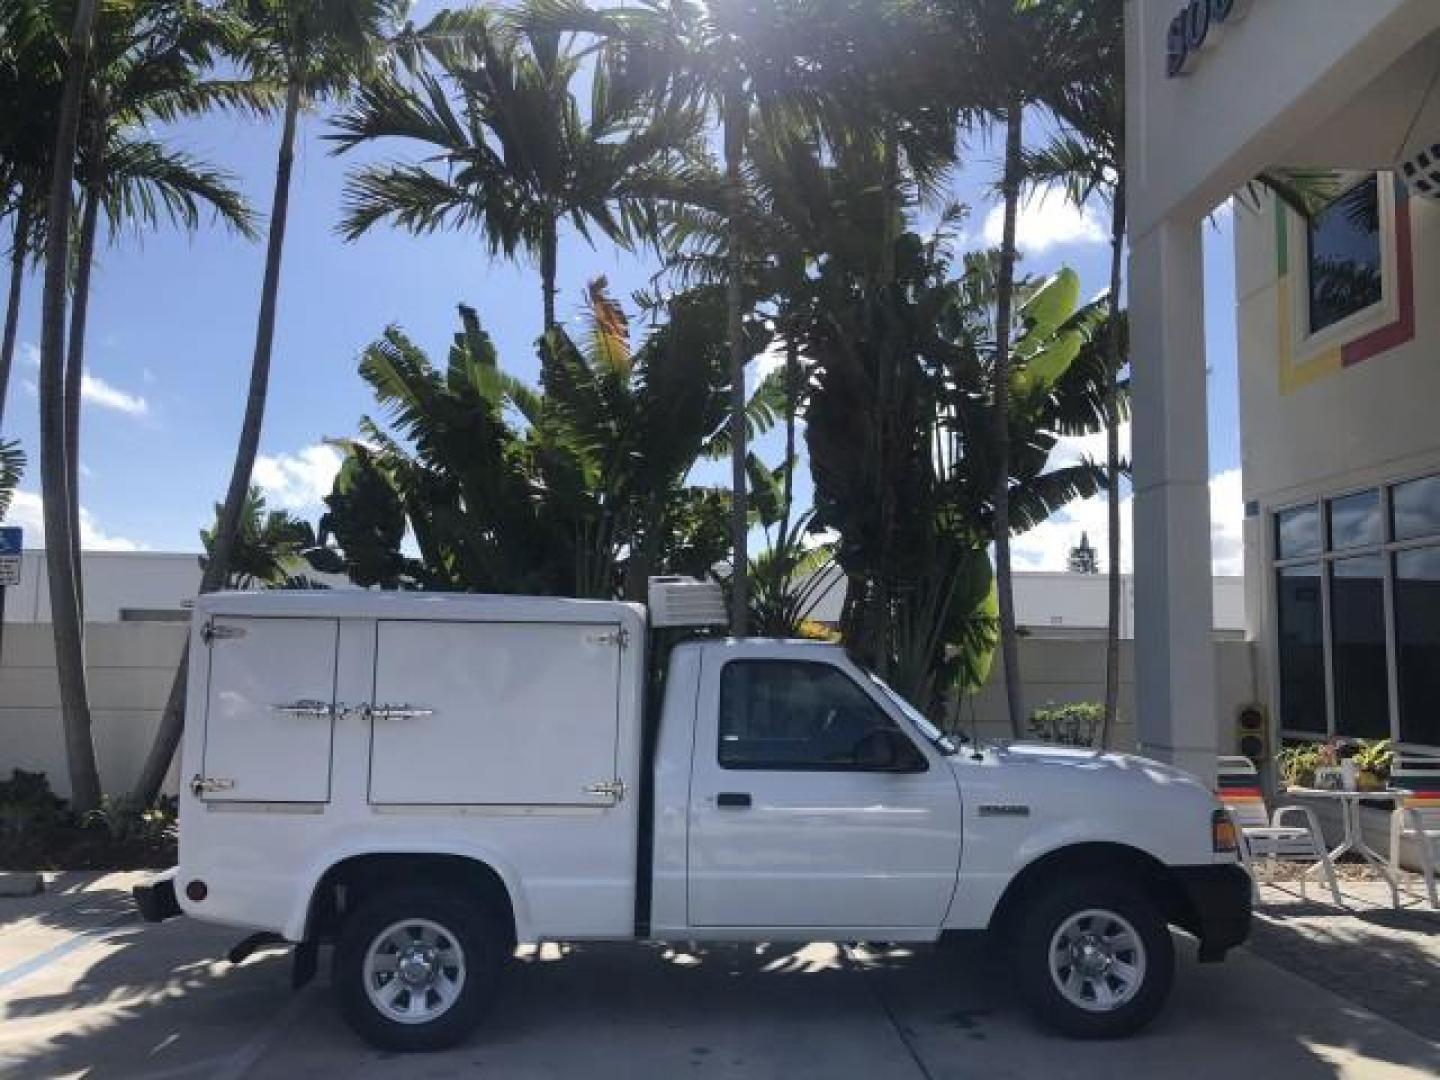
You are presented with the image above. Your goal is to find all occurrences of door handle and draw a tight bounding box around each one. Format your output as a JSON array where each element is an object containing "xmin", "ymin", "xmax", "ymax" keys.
[{"xmin": 716, "ymin": 792, "xmax": 751, "ymax": 808}]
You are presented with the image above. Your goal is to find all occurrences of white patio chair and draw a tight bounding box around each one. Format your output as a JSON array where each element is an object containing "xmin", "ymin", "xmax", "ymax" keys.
[
  {"xmin": 1389, "ymin": 756, "xmax": 1440, "ymax": 910},
  {"xmin": 1217, "ymin": 756, "xmax": 1342, "ymax": 905}
]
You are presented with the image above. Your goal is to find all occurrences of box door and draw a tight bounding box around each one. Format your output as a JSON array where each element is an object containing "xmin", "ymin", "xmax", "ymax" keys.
[
  {"xmin": 200, "ymin": 617, "xmax": 339, "ymax": 803},
  {"xmin": 368, "ymin": 620, "xmax": 623, "ymax": 806}
]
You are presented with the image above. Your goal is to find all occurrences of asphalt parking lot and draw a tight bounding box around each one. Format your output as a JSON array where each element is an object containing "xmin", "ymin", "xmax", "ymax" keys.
[{"xmin": 2, "ymin": 873, "xmax": 1438, "ymax": 1079}]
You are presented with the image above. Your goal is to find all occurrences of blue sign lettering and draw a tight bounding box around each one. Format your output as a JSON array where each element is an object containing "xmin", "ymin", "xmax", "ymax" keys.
[{"xmin": 1167, "ymin": 0, "xmax": 1253, "ymax": 78}]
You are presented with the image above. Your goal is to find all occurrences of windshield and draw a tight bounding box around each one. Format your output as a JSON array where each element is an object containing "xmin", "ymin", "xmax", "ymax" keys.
[{"xmin": 864, "ymin": 671, "xmax": 959, "ymax": 756}]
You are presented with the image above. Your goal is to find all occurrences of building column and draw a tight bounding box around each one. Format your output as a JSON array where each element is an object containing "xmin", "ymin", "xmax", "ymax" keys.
[{"xmin": 1130, "ymin": 218, "xmax": 1217, "ymax": 785}]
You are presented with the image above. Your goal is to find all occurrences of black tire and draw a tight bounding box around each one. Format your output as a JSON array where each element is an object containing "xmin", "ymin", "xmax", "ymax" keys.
[
  {"xmin": 333, "ymin": 886, "xmax": 508, "ymax": 1052},
  {"xmin": 1013, "ymin": 878, "xmax": 1174, "ymax": 1039}
]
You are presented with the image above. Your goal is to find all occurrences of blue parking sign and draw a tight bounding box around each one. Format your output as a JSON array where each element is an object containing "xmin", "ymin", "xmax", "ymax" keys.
[{"xmin": 0, "ymin": 526, "xmax": 21, "ymax": 586}]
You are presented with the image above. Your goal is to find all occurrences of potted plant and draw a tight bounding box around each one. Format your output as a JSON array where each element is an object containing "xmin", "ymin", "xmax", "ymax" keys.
[{"xmin": 1352, "ymin": 739, "xmax": 1393, "ymax": 792}]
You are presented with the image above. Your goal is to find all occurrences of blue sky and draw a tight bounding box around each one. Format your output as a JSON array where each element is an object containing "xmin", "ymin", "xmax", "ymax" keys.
[{"xmin": 1, "ymin": 93, "xmax": 1245, "ymax": 573}]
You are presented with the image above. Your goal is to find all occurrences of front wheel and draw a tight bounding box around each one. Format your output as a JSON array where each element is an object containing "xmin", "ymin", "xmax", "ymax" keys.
[
  {"xmin": 333, "ymin": 887, "xmax": 507, "ymax": 1051},
  {"xmin": 1014, "ymin": 879, "xmax": 1174, "ymax": 1039}
]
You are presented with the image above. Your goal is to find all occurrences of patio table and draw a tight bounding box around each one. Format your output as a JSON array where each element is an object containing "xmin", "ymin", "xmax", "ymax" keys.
[{"xmin": 1281, "ymin": 786, "xmax": 1411, "ymax": 908}]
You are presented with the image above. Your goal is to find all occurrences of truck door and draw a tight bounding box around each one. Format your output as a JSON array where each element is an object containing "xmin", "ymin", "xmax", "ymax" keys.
[
  {"xmin": 199, "ymin": 617, "xmax": 340, "ymax": 803},
  {"xmin": 367, "ymin": 620, "xmax": 624, "ymax": 806},
  {"xmin": 686, "ymin": 655, "xmax": 963, "ymax": 929}
]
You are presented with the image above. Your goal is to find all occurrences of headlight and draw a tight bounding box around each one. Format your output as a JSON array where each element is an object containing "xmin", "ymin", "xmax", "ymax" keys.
[{"xmin": 1211, "ymin": 808, "xmax": 1239, "ymax": 854}]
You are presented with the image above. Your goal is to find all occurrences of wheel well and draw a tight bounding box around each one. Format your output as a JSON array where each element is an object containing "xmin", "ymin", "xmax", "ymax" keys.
[
  {"xmin": 306, "ymin": 853, "xmax": 517, "ymax": 949},
  {"xmin": 988, "ymin": 843, "xmax": 1196, "ymax": 938}
]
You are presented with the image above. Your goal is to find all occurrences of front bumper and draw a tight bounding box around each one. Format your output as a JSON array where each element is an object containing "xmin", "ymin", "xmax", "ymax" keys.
[
  {"xmin": 133, "ymin": 867, "xmax": 181, "ymax": 923},
  {"xmin": 1171, "ymin": 862, "xmax": 1251, "ymax": 962}
]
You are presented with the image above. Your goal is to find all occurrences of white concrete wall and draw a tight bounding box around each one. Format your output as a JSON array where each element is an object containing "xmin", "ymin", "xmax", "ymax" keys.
[
  {"xmin": 0, "ymin": 622, "xmax": 185, "ymax": 799},
  {"xmin": 3, "ymin": 551, "xmax": 201, "ymax": 624}
]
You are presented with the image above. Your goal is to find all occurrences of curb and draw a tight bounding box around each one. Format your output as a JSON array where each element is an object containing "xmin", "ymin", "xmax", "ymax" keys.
[{"xmin": 0, "ymin": 871, "xmax": 44, "ymax": 897}]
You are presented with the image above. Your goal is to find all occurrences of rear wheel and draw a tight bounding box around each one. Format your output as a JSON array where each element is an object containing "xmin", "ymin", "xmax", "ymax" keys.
[
  {"xmin": 334, "ymin": 887, "xmax": 507, "ymax": 1051},
  {"xmin": 1014, "ymin": 879, "xmax": 1174, "ymax": 1039}
]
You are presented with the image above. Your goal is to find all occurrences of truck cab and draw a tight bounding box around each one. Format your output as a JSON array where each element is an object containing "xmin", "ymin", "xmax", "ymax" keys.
[{"xmin": 136, "ymin": 588, "xmax": 1250, "ymax": 1050}]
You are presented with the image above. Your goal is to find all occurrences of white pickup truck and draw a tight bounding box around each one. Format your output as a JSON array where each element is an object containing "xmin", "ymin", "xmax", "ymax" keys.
[{"xmin": 134, "ymin": 584, "xmax": 1250, "ymax": 1050}]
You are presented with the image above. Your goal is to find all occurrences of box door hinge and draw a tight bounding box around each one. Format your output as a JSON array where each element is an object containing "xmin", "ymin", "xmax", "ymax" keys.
[
  {"xmin": 588, "ymin": 627, "xmax": 631, "ymax": 649},
  {"xmin": 201, "ymin": 619, "xmax": 245, "ymax": 646}
]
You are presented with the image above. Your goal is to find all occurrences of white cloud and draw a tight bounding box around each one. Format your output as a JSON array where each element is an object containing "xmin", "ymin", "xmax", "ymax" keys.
[
  {"xmin": 6, "ymin": 489, "xmax": 144, "ymax": 551},
  {"xmin": 81, "ymin": 373, "xmax": 148, "ymax": 416},
  {"xmin": 983, "ymin": 185, "xmax": 1108, "ymax": 254},
  {"xmin": 254, "ymin": 443, "xmax": 343, "ymax": 513},
  {"xmin": 1011, "ymin": 462, "xmax": 1245, "ymax": 577},
  {"xmin": 15, "ymin": 348, "xmax": 149, "ymax": 417}
]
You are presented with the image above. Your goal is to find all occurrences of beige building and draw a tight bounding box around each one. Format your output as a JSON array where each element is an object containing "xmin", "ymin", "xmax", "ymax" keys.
[{"xmin": 1127, "ymin": 0, "xmax": 1440, "ymax": 776}]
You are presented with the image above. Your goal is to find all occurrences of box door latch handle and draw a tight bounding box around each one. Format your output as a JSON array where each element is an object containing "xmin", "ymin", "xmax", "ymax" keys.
[
  {"xmin": 584, "ymin": 779, "xmax": 627, "ymax": 802},
  {"xmin": 271, "ymin": 699, "xmax": 333, "ymax": 719},
  {"xmin": 371, "ymin": 703, "xmax": 435, "ymax": 720}
]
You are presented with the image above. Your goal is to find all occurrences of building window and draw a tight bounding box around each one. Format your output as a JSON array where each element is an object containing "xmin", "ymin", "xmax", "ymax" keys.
[
  {"xmin": 1275, "ymin": 473, "xmax": 1440, "ymax": 749},
  {"xmin": 1307, "ymin": 177, "xmax": 1383, "ymax": 335},
  {"xmin": 1394, "ymin": 547, "xmax": 1440, "ymax": 747},
  {"xmin": 1328, "ymin": 555, "xmax": 1388, "ymax": 739},
  {"xmin": 1276, "ymin": 564, "xmax": 1326, "ymax": 735}
]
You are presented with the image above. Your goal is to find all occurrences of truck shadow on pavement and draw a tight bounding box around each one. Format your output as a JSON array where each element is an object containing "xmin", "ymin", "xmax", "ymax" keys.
[{"xmin": 3, "ymin": 904, "xmax": 1440, "ymax": 1079}]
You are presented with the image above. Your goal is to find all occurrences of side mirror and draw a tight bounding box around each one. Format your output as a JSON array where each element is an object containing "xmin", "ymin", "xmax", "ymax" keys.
[{"xmin": 855, "ymin": 728, "xmax": 927, "ymax": 772}]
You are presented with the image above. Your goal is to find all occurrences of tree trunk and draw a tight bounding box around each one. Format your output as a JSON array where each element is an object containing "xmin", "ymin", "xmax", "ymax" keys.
[
  {"xmin": 40, "ymin": 0, "xmax": 101, "ymax": 813},
  {"xmin": 1100, "ymin": 177, "xmax": 1127, "ymax": 750},
  {"xmin": 724, "ymin": 87, "xmax": 749, "ymax": 636},
  {"xmin": 0, "ymin": 203, "xmax": 32, "ymax": 431},
  {"xmin": 65, "ymin": 185, "xmax": 101, "ymax": 622},
  {"xmin": 540, "ymin": 211, "xmax": 558, "ymax": 332},
  {"xmin": 993, "ymin": 100, "xmax": 1025, "ymax": 740},
  {"xmin": 130, "ymin": 77, "xmax": 302, "ymax": 807},
  {"xmin": 777, "ymin": 331, "xmax": 798, "ymax": 547}
]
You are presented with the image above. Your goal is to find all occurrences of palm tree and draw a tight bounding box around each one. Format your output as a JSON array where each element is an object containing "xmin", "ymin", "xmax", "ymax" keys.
[
  {"xmin": 0, "ymin": 439, "xmax": 22, "ymax": 518},
  {"xmin": 131, "ymin": 0, "xmax": 406, "ymax": 807},
  {"xmin": 520, "ymin": 0, "xmax": 901, "ymax": 635},
  {"xmin": 200, "ymin": 486, "xmax": 318, "ymax": 588},
  {"xmin": 1023, "ymin": 0, "xmax": 1126, "ymax": 746},
  {"xmin": 309, "ymin": 284, "xmax": 778, "ymax": 602},
  {"xmin": 941, "ymin": 0, "xmax": 1089, "ymax": 737},
  {"xmin": 64, "ymin": 2, "xmax": 258, "ymax": 616},
  {"xmin": 0, "ymin": 0, "xmax": 59, "ymax": 432},
  {"xmin": 331, "ymin": 7, "xmax": 705, "ymax": 332},
  {"xmin": 38, "ymin": 0, "xmax": 102, "ymax": 812},
  {"xmin": 806, "ymin": 225, "xmax": 1112, "ymax": 714}
]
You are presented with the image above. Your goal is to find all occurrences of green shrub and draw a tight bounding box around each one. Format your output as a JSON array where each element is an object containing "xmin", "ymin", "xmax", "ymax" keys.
[
  {"xmin": 1028, "ymin": 702, "xmax": 1103, "ymax": 747},
  {"xmin": 0, "ymin": 770, "xmax": 65, "ymax": 835}
]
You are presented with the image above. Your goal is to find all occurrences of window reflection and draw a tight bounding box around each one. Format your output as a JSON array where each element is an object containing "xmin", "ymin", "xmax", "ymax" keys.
[
  {"xmin": 1276, "ymin": 504, "xmax": 1322, "ymax": 560},
  {"xmin": 1277, "ymin": 563, "xmax": 1326, "ymax": 735},
  {"xmin": 1395, "ymin": 547, "xmax": 1440, "ymax": 747},
  {"xmin": 1307, "ymin": 178, "xmax": 1382, "ymax": 335},
  {"xmin": 1328, "ymin": 490, "xmax": 1382, "ymax": 550},
  {"xmin": 1392, "ymin": 475, "xmax": 1440, "ymax": 542},
  {"xmin": 1329, "ymin": 556, "xmax": 1389, "ymax": 739}
]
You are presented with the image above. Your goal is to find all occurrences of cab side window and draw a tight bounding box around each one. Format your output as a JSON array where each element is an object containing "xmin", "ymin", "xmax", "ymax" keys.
[{"xmin": 718, "ymin": 660, "xmax": 922, "ymax": 771}]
